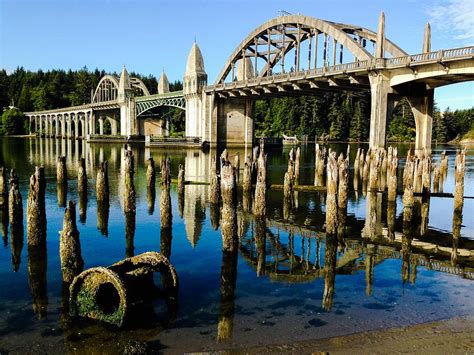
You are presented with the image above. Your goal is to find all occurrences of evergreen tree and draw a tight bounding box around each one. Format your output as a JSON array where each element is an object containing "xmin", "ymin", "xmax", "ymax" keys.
[{"xmin": 1, "ymin": 108, "xmax": 26, "ymax": 135}]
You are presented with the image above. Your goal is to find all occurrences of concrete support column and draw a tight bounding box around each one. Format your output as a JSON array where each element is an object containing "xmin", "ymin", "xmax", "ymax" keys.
[
  {"xmin": 61, "ymin": 118, "xmax": 66, "ymax": 137},
  {"xmin": 67, "ymin": 117, "xmax": 72, "ymax": 138},
  {"xmin": 55, "ymin": 118, "xmax": 59, "ymax": 137},
  {"xmin": 408, "ymin": 90, "xmax": 434, "ymax": 153},
  {"xmin": 74, "ymin": 118, "xmax": 79, "ymax": 139},
  {"xmin": 90, "ymin": 112, "xmax": 96, "ymax": 135},
  {"xmin": 99, "ymin": 117, "xmax": 104, "ymax": 135},
  {"xmin": 368, "ymin": 72, "xmax": 394, "ymax": 150},
  {"xmin": 111, "ymin": 119, "xmax": 118, "ymax": 135}
]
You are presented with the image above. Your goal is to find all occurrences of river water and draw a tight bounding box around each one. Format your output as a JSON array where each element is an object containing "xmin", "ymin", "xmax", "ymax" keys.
[{"xmin": 0, "ymin": 137, "xmax": 473, "ymax": 353}]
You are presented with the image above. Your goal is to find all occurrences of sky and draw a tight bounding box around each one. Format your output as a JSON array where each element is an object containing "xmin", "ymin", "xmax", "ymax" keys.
[{"xmin": 0, "ymin": 0, "xmax": 473, "ymax": 110}]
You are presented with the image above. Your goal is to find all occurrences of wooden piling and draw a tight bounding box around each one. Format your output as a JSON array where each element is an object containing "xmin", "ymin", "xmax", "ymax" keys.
[
  {"xmin": 78, "ymin": 158, "xmax": 87, "ymax": 194},
  {"xmin": 0, "ymin": 166, "xmax": 7, "ymax": 204},
  {"xmin": 325, "ymin": 152, "xmax": 338, "ymax": 235},
  {"xmin": 453, "ymin": 149, "xmax": 466, "ymax": 212},
  {"xmin": 123, "ymin": 148, "xmax": 136, "ymax": 213},
  {"xmin": 294, "ymin": 147, "xmax": 301, "ymax": 185},
  {"xmin": 160, "ymin": 157, "xmax": 172, "ymax": 232},
  {"xmin": 57, "ymin": 156, "xmax": 67, "ymax": 184},
  {"xmin": 387, "ymin": 147, "xmax": 398, "ymax": 202},
  {"xmin": 433, "ymin": 165, "xmax": 440, "ymax": 193},
  {"xmin": 253, "ymin": 148, "xmax": 267, "ymax": 217},
  {"xmin": 27, "ymin": 167, "xmax": 47, "ymax": 247},
  {"xmin": 314, "ymin": 144, "xmax": 326, "ymax": 186},
  {"xmin": 60, "ymin": 201, "xmax": 84, "ymax": 283},
  {"xmin": 337, "ymin": 150, "xmax": 349, "ymax": 210},
  {"xmin": 233, "ymin": 153, "xmax": 240, "ymax": 184},
  {"xmin": 8, "ymin": 170, "xmax": 22, "ymax": 227},
  {"xmin": 243, "ymin": 155, "xmax": 252, "ymax": 193},
  {"xmin": 220, "ymin": 161, "xmax": 237, "ymax": 252},
  {"xmin": 209, "ymin": 155, "xmax": 220, "ymax": 204},
  {"xmin": 96, "ymin": 161, "xmax": 109, "ymax": 203}
]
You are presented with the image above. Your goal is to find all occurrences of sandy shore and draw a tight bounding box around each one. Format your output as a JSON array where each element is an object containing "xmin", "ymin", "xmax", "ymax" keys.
[{"xmin": 218, "ymin": 316, "xmax": 474, "ymax": 354}]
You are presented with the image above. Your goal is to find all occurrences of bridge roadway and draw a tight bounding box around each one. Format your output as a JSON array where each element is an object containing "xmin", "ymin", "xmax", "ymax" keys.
[{"xmin": 206, "ymin": 46, "xmax": 474, "ymax": 97}]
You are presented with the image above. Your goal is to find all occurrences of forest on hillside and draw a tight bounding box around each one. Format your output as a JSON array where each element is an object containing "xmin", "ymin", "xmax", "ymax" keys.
[{"xmin": 1, "ymin": 67, "xmax": 472, "ymax": 141}]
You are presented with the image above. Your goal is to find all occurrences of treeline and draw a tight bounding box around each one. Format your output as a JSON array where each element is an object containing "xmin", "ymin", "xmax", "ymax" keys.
[
  {"xmin": 254, "ymin": 94, "xmax": 473, "ymax": 143},
  {"xmin": 0, "ymin": 67, "xmax": 182, "ymax": 112}
]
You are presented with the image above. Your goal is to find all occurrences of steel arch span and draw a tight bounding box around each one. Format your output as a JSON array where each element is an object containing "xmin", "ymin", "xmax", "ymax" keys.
[{"xmin": 215, "ymin": 15, "xmax": 407, "ymax": 84}]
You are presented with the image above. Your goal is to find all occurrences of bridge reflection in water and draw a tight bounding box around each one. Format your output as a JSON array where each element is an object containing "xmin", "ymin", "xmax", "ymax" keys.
[{"xmin": 0, "ymin": 137, "xmax": 472, "ymax": 352}]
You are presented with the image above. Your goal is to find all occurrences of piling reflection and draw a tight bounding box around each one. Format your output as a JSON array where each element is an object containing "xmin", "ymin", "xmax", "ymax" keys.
[
  {"xmin": 147, "ymin": 186, "xmax": 156, "ymax": 215},
  {"xmin": 57, "ymin": 183, "xmax": 67, "ymax": 208},
  {"xmin": 254, "ymin": 218, "xmax": 266, "ymax": 277},
  {"xmin": 0, "ymin": 205, "xmax": 8, "ymax": 246},
  {"xmin": 125, "ymin": 211, "xmax": 136, "ymax": 258},
  {"xmin": 97, "ymin": 200, "xmax": 110, "ymax": 236},
  {"xmin": 217, "ymin": 249, "xmax": 238, "ymax": 342},
  {"xmin": 322, "ymin": 234, "xmax": 337, "ymax": 311},
  {"xmin": 28, "ymin": 244, "xmax": 48, "ymax": 318}
]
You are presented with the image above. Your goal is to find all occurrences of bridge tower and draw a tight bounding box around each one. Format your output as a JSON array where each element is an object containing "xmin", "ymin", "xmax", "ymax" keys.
[
  {"xmin": 157, "ymin": 71, "xmax": 170, "ymax": 94},
  {"xmin": 118, "ymin": 66, "xmax": 137, "ymax": 136},
  {"xmin": 184, "ymin": 42, "xmax": 208, "ymax": 138}
]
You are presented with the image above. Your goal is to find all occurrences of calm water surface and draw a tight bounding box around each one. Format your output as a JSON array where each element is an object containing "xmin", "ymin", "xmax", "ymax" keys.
[{"xmin": 0, "ymin": 137, "xmax": 473, "ymax": 353}]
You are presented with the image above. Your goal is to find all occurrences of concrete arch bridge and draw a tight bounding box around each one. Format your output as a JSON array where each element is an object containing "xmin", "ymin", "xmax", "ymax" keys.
[{"xmin": 26, "ymin": 13, "xmax": 474, "ymax": 150}]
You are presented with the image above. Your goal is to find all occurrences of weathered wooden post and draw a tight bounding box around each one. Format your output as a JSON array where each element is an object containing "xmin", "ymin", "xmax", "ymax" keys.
[
  {"xmin": 60, "ymin": 201, "xmax": 84, "ymax": 283},
  {"xmin": 78, "ymin": 158, "xmax": 87, "ymax": 223},
  {"xmin": 9, "ymin": 170, "xmax": 22, "ymax": 227},
  {"xmin": 220, "ymin": 161, "xmax": 237, "ymax": 252},
  {"xmin": 96, "ymin": 161, "xmax": 109, "ymax": 203},
  {"xmin": 325, "ymin": 152, "xmax": 338, "ymax": 235},
  {"xmin": 387, "ymin": 147, "xmax": 398, "ymax": 202},
  {"xmin": 314, "ymin": 144, "xmax": 326, "ymax": 186},
  {"xmin": 57, "ymin": 156, "xmax": 67, "ymax": 184},
  {"xmin": 233, "ymin": 153, "xmax": 240, "ymax": 184},
  {"xmin": 454, "ymin": 149, "xmax": 466, "ymax": 212},
  {"xmin": 9, "ymin": 170, "xmax": 23, "ymax": 272},
  {"xmin": 160, "ymin": 157, "xmax": 172, "ymax": 237},
  {"xmin": 123, "ymin": 148, "xmax": 136, "ymax": 213},
  {"xmin": 253, "ymin": 147, "xmax": 267, "ymax": 217},
  {"xmin": 27, "ymin": 167, "xmax": 47, "ymax": 247},
  {"xmin": 403, "ymin": 156, "xmax": 415, "ymax": 208},
  {"xmin": 209, "ymin": 155, "xmax": 220, "ymax": 205},
  {"xmin": 368, "ymin": 150, "xmax": 380, "ymax": 192},
  {"xmin": 440, "ymin": 150, "xmax": 448, "ymax": 176},
  {"xmin": 421, "ymin": 152, "xmax": 432, "ymax": 196},
  {"xmin": 337, "ymin": 150, "xmax": 349, "ymax": 210},
  {"xmin": 243, "ymin": 155, "xmax": 252, "ymax": 193},
  {"xmin": 294, "ymin": 147, "xmax": 301, "ymax": 185},
  {"xmin": 387, "ymin": 201, "xmax": 396, "ymax": 241},
  {"xmin": 433, "ymin": 164, "xmax": 440, "ymax": 193},
  {"xmin": 0, "ymin": 166, "xmax": 7, "ymax": 206}
]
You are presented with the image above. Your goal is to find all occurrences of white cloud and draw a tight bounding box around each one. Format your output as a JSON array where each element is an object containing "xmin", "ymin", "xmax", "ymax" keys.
[{"xmin": 428, "ymin": 0, "xmax": 474, "ymax": 44}]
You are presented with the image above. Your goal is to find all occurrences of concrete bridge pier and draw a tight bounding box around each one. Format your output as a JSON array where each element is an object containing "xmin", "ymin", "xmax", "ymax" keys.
[
  {"xmin": 407, "ymin": 90, "xmax": 434, "ymax": 154},
  {"xmin": 368, "ymin": 72, "xmax": 396, "ymax": 150},
  {"xmin": 216, "ymin": 98, "xmax": 254, "ymax": 147}
]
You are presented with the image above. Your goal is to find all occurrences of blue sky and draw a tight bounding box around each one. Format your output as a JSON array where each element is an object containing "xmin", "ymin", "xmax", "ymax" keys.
[{"xmin": 1, "ymin": 0, "xmax": 472, "ymax": 110}]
